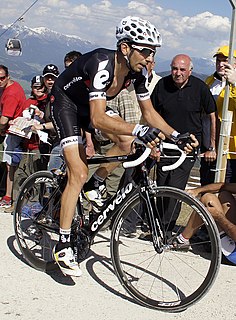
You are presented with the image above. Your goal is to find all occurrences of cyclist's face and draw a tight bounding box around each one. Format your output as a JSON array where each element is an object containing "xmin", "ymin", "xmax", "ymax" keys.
[{"xmin": 124, "ymin": 43, "xmax": 156, "ymax": 72}]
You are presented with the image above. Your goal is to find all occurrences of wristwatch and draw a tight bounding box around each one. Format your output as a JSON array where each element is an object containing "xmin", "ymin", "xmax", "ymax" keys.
[{"xmin": 207, "ymin": 147, "xmax": 216, "ymax": 152}]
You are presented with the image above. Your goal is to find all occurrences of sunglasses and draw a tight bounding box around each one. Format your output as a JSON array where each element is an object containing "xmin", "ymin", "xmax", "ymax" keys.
[
  {"xmin": 130, "ymin": 44, "xmax": 156, "ymax": 57},
  {"xmin": 0, "ymin": 75, "xmax": 7, "ymax": 81},
  {"xmin": 33, "ymin": 86, "xmax": 44, "ymax": 90}
]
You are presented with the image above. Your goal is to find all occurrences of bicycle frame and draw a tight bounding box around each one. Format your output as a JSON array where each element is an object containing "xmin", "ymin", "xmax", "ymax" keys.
[
  {"xmin": 79, "ymin": 153, "xmax": 152, "ymax": 240},
  {"xmin": 77, "ymin": 141, "xmax": 187, "ymax": 242},
  {"xmin": 33, "ymin": 142, "xmax": 186, "ymax": 245}
]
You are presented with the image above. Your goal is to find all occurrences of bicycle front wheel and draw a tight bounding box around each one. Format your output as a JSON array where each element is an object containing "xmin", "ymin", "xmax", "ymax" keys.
[
  {"xmin": 110, "ymin": 186, "xmax": 221, "ymax": 312},
  {"xmin": 14, "ymin": 171, "xmax": 63, "ymax": 272}
]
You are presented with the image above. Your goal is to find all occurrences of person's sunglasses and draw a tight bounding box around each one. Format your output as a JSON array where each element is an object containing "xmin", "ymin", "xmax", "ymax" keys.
[
  {"xmin": 130, "ymin": 44, "xmax": 156, "ymax": 57},
  {"xmin": 0, "ymin": 75, "xmax": 7, "ymax": 81},
  {"xmin": 33, "ymin": 86, "xmax": 44, "ymax": 90}
]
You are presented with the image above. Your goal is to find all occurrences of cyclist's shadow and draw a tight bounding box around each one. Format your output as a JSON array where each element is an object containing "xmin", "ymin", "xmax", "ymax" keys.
[
  {"xmin": 7, "ymin": 234, "xmax": 75, "ymax": 286},
  {"xmin": 82, "ymin": 232, "xmax": 187, "ymax": 307},
  {"xmin": 7, "ymin": 232, "xmax": 187, "ymax": 305}
]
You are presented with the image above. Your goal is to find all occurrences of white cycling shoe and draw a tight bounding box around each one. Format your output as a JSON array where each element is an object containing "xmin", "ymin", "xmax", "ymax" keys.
[
  {"xmin": 83, "ymin": 184, "xmax": 107, "ymax": 210},
  {"xmin": 53, "ymin": 246, "xmax": 82, "ymax": 277}
]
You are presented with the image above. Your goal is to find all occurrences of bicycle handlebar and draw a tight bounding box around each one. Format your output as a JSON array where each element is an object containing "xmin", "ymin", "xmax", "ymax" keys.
[
  {"xmin": 122, "ymin": 141, "xmax": 186, "ymax": 171},
  {"xmin": 160, "ymin": 142, "xmax": 186, "ymax": 171},
  {"xmin": 123, "ymin": 147, "xmax": 151, "ymax": 168}
]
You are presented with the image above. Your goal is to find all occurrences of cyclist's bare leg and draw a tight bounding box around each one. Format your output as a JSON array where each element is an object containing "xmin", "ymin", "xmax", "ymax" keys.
[
  {"xmin": 60, "ymin": 144, "xmax": 88, "ymax": 229},
  {"xmin": 53, "ymin": 143, "xmax": 87, "ymax": 276}
]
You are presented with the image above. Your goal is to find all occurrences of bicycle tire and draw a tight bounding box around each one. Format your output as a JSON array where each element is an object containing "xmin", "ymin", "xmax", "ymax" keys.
[
  {"xmin": 14, "ymin": 171, "xmax": 63, "ymax": 272},
  {"xmin": 110, "ymin": 186, "xmax": 221, "ymax": 312}
]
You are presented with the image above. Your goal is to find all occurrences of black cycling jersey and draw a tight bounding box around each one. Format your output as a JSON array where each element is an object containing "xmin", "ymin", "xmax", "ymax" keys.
[{"xmin": 51, "ymin": 48, "xmax": 149, "ymax": 143}]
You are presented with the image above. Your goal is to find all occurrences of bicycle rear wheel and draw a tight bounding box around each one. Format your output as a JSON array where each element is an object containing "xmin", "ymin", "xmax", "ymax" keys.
[
  {"xmin": 13, "ymin": 171, "xmax": 63, "ymax": 272},
  {"xmin": 110, "ymin": 186, "xmax": 221, "ymax": 312}
]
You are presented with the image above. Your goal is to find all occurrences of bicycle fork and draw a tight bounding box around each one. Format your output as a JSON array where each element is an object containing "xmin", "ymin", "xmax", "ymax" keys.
[{"xmin": 142, "ymin": 188, "xmax": 164, "ymax": 254}]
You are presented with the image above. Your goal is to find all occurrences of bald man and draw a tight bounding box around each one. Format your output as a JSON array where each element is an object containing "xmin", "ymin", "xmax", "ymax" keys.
[{"xmin": 151, "ymin": 54, "xmax": 217, "ymax": 234}]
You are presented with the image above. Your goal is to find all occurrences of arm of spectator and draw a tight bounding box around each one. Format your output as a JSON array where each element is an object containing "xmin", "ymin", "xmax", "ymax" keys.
[
  {"xmin": 0, "ymin": 115, "xmax": 9, "ymax": 135},
  {"xmin": 31, "ymin": 121, "xmax": 54, "ymax": 132},
  {"xmin": 85, "ymin": 132, "xmax": 95, "ymax": 158},
  {"xmin": 186, "ymin": 182, "xmax": 226, "ymax": 197},
  {"xmin": 204, "ymin": 112, "xmax": 217, "ymax": 161},
  {"xmin": 223, "ymin": 62, "xmax": 236, "ymax": 85}
]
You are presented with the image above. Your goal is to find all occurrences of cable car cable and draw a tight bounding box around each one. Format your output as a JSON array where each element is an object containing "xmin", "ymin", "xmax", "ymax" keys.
[{"xmin": 0, "ymin": 0, "xmax": 39, "ymax": 39}]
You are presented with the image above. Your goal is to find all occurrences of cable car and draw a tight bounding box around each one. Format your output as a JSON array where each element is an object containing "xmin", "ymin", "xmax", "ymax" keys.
[{"xmin": 5, "ymin": 38, "xmax": 22, "ymax": 56}]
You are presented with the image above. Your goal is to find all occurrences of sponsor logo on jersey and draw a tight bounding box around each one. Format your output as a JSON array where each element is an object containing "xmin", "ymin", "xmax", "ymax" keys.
[
  {"xmin": 64, "ymin": 76, "xmax": 82, "ymax": 90},
  {"xmin": 89, "ymin": 92, "xmax": 106, "ymax": 100},
  {"xmin": 136, "ymin": 92, "xmax": 150, "ymax": 101}
]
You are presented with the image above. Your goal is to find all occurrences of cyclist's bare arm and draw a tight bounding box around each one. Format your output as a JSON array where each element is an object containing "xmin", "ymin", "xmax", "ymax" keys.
[
  {"xmin": 90, "ymin": 99, "xmax": 162, "ymax": 148},
  {"xmin": 90, "ymin": 98, "xmax": 136, "ymax": 135},
  {"xmin": 139, "ymin": 99, "xmax": 199, "ymax": 151},
  {"xmin": 138, "ymin": 98, "xmax": 175, "ymax": 138}
]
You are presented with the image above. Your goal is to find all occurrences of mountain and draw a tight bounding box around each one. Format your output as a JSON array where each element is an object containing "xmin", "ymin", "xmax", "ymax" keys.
[
  {"xmin": 0, "ymin": 23, "xmax": 97, "ymax": 93},
  {"xmin": 0, "ymin": 23, "xmax": 215, "ymax": 93}
]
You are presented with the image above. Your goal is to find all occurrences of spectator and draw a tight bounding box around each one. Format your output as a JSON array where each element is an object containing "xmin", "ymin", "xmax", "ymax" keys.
[
  {"xmin": 22, "ymin": 75, "xmax": 48, "ymax": 171},
  {"xmin": 139, "ymin": 55, "xmax": 161, "ymax": 125},
  {"xmin": 201, "ymin": 45, "xmax": 236, "ymax": 185},
  {"xmin": 11, "ymin": 76, "xmax": 48, "ymax": 212},
  {"xmin": 43, "ymin": 64, "xmax": 60, "ymax": 93},
  {"xmin": 151, "ymin": 54, "xmax": 217, "ymax": 233},
  {"xmin": 146, "ymin": 57, "xmax": 161, "ymax": 94},
  {"xmin": 64, "ymin": 50, "xmax": 82, "ymax": 68},
  {"xmin": 36, "ymin": 64, "xmax": 61, "ymax": 170},
  {"xmin": 175, "ymin": 182, "xmax": 236, "ymax": 265},
  {"xmin": 0, "ymin": 65, "xmax": 26, "ymax": 211}
]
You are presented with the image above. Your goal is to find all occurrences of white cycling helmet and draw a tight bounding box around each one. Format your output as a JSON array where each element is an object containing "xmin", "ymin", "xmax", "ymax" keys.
[{"xmin": 116, "ymin": 16, "xmax": 162, "ymax": 47}]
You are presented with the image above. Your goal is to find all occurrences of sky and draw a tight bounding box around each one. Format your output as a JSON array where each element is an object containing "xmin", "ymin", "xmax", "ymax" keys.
[{"xmin": 0, "ymin": 0, "xmax": 235, "ymax": 60}]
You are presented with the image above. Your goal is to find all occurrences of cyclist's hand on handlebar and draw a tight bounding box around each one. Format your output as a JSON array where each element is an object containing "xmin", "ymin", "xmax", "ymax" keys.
[
  {"xmin": 132, "ymin": 124, "xmax": 165, "ymax": 148},
  {"xmin": 150, "ymin": 145, "xmax": 161, "ymax": 161},
  {"xmin": 172, "ymin": 132, "xmax": 199, "ymax": 153}
]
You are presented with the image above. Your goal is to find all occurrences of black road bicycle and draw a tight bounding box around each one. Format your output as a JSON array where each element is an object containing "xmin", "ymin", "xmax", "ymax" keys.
[{"xmin": 13, "ymin": 141, "xmax": 221, "ymax": 312}]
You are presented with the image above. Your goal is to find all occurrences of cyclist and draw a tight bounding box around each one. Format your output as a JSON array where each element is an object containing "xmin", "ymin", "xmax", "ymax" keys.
[{"xmin": 51, "ymin": 16, "xmax": 198, "ymax": 277}]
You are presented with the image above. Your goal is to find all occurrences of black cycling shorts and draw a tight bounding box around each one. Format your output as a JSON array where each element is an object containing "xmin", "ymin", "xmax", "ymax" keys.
[{"xmin": 51, "ymin": 86, "xmax": 92, "ymax": 149}]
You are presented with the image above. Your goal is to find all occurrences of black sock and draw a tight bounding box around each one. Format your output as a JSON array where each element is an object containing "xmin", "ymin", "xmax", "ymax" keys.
[
  {"xmin": 56, "ymin": 228, "xmax": 71, "ymax": 251},
  {"xmin": 84, "ymin": 173, "xmax": 105, "ymax": 192}
]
